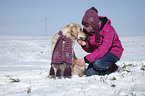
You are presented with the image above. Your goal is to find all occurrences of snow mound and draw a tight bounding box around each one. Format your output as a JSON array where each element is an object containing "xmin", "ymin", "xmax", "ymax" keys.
[{"xmin": 0, "ymin": 36, "xmax": 145, "ymax": 96}]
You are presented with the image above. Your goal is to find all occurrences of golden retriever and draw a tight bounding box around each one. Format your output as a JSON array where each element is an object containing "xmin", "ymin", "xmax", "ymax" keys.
[{"xmin": 51, "ymin": 23, "xmax": 86, "ymax": 77}]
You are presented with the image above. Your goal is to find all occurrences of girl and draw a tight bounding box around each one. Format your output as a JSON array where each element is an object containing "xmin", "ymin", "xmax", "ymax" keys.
[{"xmin": 76, "ymin": 7, "xmax": 124, "ymax": 76}]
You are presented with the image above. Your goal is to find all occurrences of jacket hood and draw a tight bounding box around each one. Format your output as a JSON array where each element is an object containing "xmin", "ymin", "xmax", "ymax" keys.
[
  {"xmin": 99, "ymin": 16, "xmax": 111, "ymax": 29},
  {"xmin": 98, "ymin": 16, "xmax": 112, "ymax": 33}
]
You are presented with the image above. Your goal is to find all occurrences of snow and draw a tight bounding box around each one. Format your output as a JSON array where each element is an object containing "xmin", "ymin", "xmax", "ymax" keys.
[{"xmin": 0, "ymin": 36, "xmax": 145, "ymax": 96}]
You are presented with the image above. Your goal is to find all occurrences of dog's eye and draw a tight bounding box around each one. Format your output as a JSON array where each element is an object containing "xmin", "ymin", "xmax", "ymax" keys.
[{"xmin": 80, "ymin": 29, "xmax": 82, "ymax": 31}]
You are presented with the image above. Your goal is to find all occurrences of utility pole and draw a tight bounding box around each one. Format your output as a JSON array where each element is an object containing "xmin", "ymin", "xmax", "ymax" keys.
[{"xmin": 45, "ymin": 17, "xmax": 47, "ymax": 36}]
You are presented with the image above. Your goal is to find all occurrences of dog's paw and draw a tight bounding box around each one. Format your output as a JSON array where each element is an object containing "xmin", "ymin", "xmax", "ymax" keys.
[{"xmin": 48, "ymin": 75, "xmax": 56, "ymax": 79}]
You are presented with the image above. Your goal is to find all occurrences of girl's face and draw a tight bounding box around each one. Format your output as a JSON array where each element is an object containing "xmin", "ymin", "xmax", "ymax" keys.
[{"xmin": 83, "ymin": 25, "xmax": 93, "ymax": 32}]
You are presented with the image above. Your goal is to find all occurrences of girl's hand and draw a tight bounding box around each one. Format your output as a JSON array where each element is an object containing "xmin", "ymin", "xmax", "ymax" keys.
[
  {"xmin": 76, "ymin": 59, "xmax": 85, "ymax": 67},
  {"xmin": 77, "ymin": 39, "xmax": 86, "ymax": 46}
]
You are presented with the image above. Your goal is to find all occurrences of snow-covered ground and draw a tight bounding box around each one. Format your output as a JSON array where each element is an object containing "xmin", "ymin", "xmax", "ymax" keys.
[{"xmin": 0, "ymin": 36, "xmax": 145, "ymax": 96}]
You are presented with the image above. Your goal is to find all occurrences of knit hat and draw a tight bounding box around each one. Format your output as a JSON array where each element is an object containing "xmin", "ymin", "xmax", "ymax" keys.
[{"xmin": 82, "ymin": 7, "xmax": 99, "ymax": 29}]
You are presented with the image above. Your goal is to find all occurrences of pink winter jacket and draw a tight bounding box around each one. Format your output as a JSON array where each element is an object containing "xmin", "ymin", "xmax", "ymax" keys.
[{"xmin": 82, "ymin": 16, "xmax": 124, "ymax": 63}]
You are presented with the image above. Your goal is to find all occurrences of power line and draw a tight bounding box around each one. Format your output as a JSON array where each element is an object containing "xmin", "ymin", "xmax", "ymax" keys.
[{"xmin": 0, "ymin": 20, "xmax": 41, "ymax": 26}]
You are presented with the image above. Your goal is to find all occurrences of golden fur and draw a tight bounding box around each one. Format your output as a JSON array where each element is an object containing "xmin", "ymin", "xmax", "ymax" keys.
[{"xmin": 51, "ymin": 23, "xmax": 86, "ymax": 77}]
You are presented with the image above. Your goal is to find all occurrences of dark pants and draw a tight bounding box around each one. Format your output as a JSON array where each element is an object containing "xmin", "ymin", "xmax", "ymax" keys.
[{"xmin": 86, "ymin": 52, "xmax": 119, "ymax": 76}]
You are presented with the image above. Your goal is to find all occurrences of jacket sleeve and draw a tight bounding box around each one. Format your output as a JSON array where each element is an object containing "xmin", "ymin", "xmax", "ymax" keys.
[
  {"xmin": 81, "ymin": 41, "xmax": 92, "ymax": 53},
  {"xmin": 85, "ymin": 26, "xmax": 115, "ymax": 63}
]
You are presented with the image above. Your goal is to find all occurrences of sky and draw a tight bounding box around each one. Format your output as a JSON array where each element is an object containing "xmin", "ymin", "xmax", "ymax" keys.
[{"xmin": 0, "ymin": 0, "xmax": 145, "ymax": 37}]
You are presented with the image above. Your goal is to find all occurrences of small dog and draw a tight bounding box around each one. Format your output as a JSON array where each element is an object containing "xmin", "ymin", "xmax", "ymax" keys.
[{"xmin": 51, "ymin": 23, "xmax": 86, "ymax": 77}]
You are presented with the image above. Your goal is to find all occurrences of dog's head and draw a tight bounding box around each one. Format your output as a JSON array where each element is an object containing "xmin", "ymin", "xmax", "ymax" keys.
[{"xmin": 60, "ymin": 23, "xmax": 86, "ymax": 41}]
